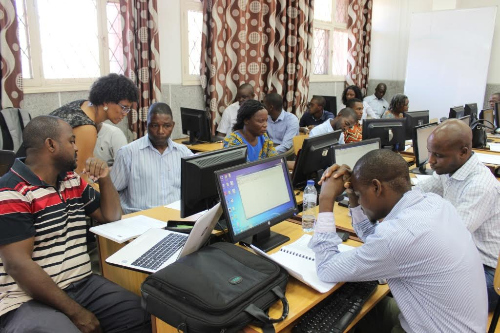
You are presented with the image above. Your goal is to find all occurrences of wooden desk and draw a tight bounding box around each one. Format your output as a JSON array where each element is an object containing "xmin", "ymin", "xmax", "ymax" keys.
[
  {"xmin": 98, "ymin": 215, "xmax": 388, "ymax": 333},
  {"xmin": 173, "ymin": 138, "xmax": 223, "ymax": 153}
]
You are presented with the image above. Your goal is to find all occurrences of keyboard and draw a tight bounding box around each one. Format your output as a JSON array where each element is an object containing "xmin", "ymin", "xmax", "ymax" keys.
[
  {"xmin": 131, "ymin": 233, "xmax": 188, "ymax": 271},
  {"xmin": 292, "ymin": 281, "xmax": 378, "ymax": 333}
]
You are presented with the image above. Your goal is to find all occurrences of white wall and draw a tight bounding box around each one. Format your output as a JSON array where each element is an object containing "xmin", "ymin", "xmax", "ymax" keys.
[{"xmin": 370, "ymin": 0, "xmax": 500, "ymax": 84}]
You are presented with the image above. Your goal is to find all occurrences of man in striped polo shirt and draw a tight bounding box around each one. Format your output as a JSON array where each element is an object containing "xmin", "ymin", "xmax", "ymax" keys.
[{"xmin": 0, "ymin": 116, "xmax": 150, "ymax": 332}]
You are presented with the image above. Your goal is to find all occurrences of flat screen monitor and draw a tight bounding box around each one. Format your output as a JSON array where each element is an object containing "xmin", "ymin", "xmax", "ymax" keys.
[
  {"xmin": 332, "ymin": 138, "xmax": 381, "ymax": 169},
  {"xmin": 362, "ymin": 118, "xmax": 406, "ymax": 151},
  {"xmin": 291, "ymin": 130, "xmax": 342, "ymax": 189},
  {"xmin": 180, "ymin": 107, "xmax": 213, "ymax": 145},
  {"xmin": 495, "ymin": 102, "xmax": 500, "ymax": 132},
  {"xmin": 404, "ymin": 110, "xmax": 429, "ymax": 140},
  {"xmin": 448, "ymin": 106, "xmax": 465, "ymax": 119},
  {"xmin": 480, "ymin": 109, "xmax": 494, "ymax": 133},
  {"xmin": 215, "ymin": 156, "xmax": 298, "ymax": 252},
  {"xmin": 313, "ymin": 95, "xmax": 337, "ymax": 117},
  {"xmin": 464, "ymin": 103, "xmax": 478, "ymax": 123},
  {"xmin": 180, "ymin": 146, "xmax": 247, "ymax": 218},
  {"xmin": 411, "ymin": 122, "xmax": 439, "ymax": 175},
  {"xmin": 459, "ymin": 115, "xmax": 471, "ymax": 127}
]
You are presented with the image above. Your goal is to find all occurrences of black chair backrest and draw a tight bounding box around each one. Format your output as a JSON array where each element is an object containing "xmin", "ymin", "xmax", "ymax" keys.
[{"xmin": 0, "ymin": 150, "xmax": 15, "ymax": 177}]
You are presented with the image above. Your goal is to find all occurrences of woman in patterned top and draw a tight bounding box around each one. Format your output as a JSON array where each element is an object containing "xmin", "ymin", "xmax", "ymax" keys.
[
  {"xmin": 382, "ymin": 94, "xmax": 409, "ymax": 119},
  {"xmin": 343, "ymin": 98, "xmax": 364, "ymax": 143},
  {"xmin": 223, "ymin": 100, "xmax": 277, "ymax": 162},
  {"xmin": 50, "ymin": 74, "xmax": 138, "ymax": 174}
]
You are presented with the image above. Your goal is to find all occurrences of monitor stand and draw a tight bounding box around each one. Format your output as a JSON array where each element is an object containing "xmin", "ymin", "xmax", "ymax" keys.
[
  {"xmin": 410, "ymin": 165, "xmax": 433, "ymax": 175},
  {"xmin": 240, "ymin": 228, "xmax": 290, "ymax": 253},
  {"xmin": 182, "ymin": 131, "xmax": 200, "ymax": 145}
]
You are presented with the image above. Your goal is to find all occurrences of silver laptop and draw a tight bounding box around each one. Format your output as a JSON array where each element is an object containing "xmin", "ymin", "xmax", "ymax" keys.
[{"xmin": 106, "ymin": 203, "xmax": 222, "ymax": 273}]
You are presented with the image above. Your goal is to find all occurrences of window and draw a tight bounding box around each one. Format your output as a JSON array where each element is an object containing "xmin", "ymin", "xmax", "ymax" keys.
[
  {"xmin": 16, "ymin": 0, "xmax": 124, "ymax": 93},
  {"xmin": 181, "ymin": 0, "xmax": 203, "ymax": 85},
  {"xmin": 312, "ymin": 0, "xmax": 349, "ymax": 82}
]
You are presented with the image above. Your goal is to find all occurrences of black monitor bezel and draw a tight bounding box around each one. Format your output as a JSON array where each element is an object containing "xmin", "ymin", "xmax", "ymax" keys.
[
  {"xmin": 412, "ymin": 122, "xmax": 439, "ymax": 168},
  {"xmin": 331, "ymin": 138, "xmax": 381, "ymax": 168},
  {"xmin": 448, "ymin": 106, "xmax": 465, "ymax": 119},
  {"xmin": 291, "ymin": 130, "xmax": 342, "ymax": 189},
  {"xmin": 404, "ymin": 110, "xmax": 429, "ymax": 140},
  {"xmin": 180, "ymin": 145, "xmax": 248, "ymax": 218},
  {"xmin": 362, "ymin": 118, "xmax": 406, "ymax": 151},
  {"xmin": 215, "ymin": 156, "xmax": 298, "ymax": 248},
  {"xmin": 180, "ymin": 107, "xmax": 212, "ymax": 144}
]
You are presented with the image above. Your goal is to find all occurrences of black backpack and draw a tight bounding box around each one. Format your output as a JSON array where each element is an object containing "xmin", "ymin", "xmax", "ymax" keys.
[
  {"xmin": 471, "ymin": 119, "xmax": 495, "ymax": 148},
  {"xmin": 141, "ymin": 242, "xmax": 289, "ymax": 333}
]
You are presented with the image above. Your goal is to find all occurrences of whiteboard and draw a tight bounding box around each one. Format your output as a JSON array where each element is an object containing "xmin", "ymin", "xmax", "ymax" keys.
[{"xmin": 404, "ymin": 7, "xmax": 497, "ymax": 120}]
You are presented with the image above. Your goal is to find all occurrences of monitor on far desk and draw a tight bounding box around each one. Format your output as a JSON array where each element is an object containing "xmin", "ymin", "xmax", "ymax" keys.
[
  {"xmin": 331, "ymin": 138, "xmax": 381, "ymax": 170},
  {"xmin": 180, "ymin": 107, "xmax": 216, "ymax": 145},
  {"xmin": 215, "ymin": 156, "xmax": 298, "ymax": 252},
  {"xmin": 411, "ymin": 122, "xmax": 439, "ymax": 175},
  {"xmin": 464, "ymin": 103, "xmax": 478, "ymax": 123},
  {"xmin": 404, "ymin": 110, "xmax": 429, "ymax": 140},
  {"xmin": 448, "ymin": 106, "xmax": 465, "ymax": 119},
  {"xmin": 362, "ymin": 118, "xmax": 406, "ymax": 151},
  {"xmin": 459, "ymin": 115, "xmax": 471, "ymax": 127},
  {"xmin": 480, "ymin": 108, "xmax": 494, "ymax": 133},
  {"xmin": 180, "ymin": 145, "xmax": 247, "ymax": 218}
]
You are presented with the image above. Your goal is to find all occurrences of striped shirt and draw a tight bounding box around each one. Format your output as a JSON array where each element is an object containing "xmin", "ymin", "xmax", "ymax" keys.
[
  {"xmin": 111, "ymin": 136, "xmax": 193, "ymax": 214},
  {"xmin": 0, "ymin": 159, "xmax": 99, "ymax": 316},
  {"xmin": 417, "ymin": 152, "xmax": 500, "ymax": 268},
  {"xmin": 309, "ymin": 188, "xmax": 487, "ymax": 333}
]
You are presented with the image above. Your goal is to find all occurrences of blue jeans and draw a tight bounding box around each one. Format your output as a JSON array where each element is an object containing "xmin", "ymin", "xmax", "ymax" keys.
[{"xmin": 485, "ymin": 265, "xmax": 499, "ymax": 312}]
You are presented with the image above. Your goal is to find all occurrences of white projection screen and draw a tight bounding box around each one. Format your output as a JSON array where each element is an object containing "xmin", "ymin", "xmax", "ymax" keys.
[{"xmin": 405, "ymin": 7, "xmax": 497, "ymax": 121}]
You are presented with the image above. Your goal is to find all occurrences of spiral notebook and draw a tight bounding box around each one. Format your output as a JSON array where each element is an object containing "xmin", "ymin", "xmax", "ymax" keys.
[{"xmin": 251, "ymin": 234, "xmax": 354, "ymax": 293}]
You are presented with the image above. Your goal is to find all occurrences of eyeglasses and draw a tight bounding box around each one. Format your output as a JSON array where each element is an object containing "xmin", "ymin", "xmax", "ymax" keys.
[{"xmin": 117, "ymin": 103, "xmax": 134, "ymax": 115}]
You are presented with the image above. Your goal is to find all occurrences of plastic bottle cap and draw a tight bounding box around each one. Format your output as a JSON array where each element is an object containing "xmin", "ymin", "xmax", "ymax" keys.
[{"xmin": 307, "ymin": 180, "xmax": 315, "ymax": 186}]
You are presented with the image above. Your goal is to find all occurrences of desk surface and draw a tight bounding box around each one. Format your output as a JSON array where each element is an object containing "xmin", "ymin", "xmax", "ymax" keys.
[
  {"xmin": 98, "ymin": 213, "xmax": 388, "ymax": 333},
  {"xmin": 173, "ymin": 138, "xmax": 223, "ymax": 152}
]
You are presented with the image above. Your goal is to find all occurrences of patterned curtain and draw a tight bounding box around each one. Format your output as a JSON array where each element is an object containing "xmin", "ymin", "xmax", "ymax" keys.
[
  {"xmin": 120, "ymin": 0, "xmax": 161, "ymax": 139},
  {"xmin": 200, "ymin": 0, "xmax": 313, "ymax": 129},
  {"xmin": 346, "ymin": 0, "xmax": 373, "ymax": 95},
  {"xmin": 0, "ymin": 0, "xmax": 23, "ymax": 109}
]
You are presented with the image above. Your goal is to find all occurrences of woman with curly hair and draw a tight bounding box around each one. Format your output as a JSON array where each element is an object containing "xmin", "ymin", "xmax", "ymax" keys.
[
  {"xmin": 382, "ymin": 94, "xmax": 409, "ymax": 119},
  {"xmin": 341, "ymin": 85, "xmax": 364, "ymax": 106},
  {"xmin": 223, "ymin": 99, "xmax": 277, "ymax": 162},
  {"xmin": 50, "ymin": 74, "xmax": 139, "ymax": 174}
]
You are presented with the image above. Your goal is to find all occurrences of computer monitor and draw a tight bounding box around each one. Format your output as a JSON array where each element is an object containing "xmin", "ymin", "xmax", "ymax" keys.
[
  {"xmin": 464, "ymin": 103, "xmax": 478, "ymax": 123},
  {"xmin": 291, "ymin": 130, "xmax": 342, "ymax": 189},
  {"xmin": 180, "ymin": 145, "xmax": 248, "ymax": 218},
  {"xmin": 495, "ymin": 102, "xmax": 500, "ymax": 132},
  {"xmin": 480, "ymin": 109, "xmax": 494, "ymax": 133},
  {"xmin": 411, "ymin": 122, "xmax": 439, "ymax": 175},
  {"xmin": 313, "ymin": 95, "xmax": 337, "ymax": 117},
  {"xmin": 180, "ymin": 107, "xmax": 213, "ymax": 145},
  {"xmin": 404, "ymin": 110, "xmax": 429, "ymax": 140},
  {"xmin": 331, "ymin": 138, "xmax": 381, "ymax": 169},
  {"xmin": 448, "ymin": 106, "xmax": 465, "ymax": 119},
  {"xmin": 215, "ymin": 156, "xmax": 298, "ymax": 252},
  {"xmin": 459, "ymin": 115, "xmax": 471, "ymax": 127},
  {"xmin": 362, "ymin": 118, "xmax": 406, "ymax": 151}
]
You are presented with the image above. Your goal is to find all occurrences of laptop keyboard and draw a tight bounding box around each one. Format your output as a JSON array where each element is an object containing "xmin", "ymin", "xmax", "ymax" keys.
[{"xmin": 131, "ymin": 233, "xmax": 188, "ymax": 271}]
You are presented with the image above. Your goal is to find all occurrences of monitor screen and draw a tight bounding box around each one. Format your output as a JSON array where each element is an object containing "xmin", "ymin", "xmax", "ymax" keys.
[
  {"xmin": 464, "ymin": 103, "xmax": 478, "ymax": 122},
  {"xmin": 449, "ymin": 106, "xmax": 465, "ymax": 119},
  {"xmin": 216, "ymin": 156, "xmax": 297, "ymax": 252},
  {"xmin": 180, "ymin": 107, "xmax": 212, "ymax": 145},
  {"xmin": 412, "ymin": 122, "xmax": 438, "ymax": 174},
  {"xmin": 480, "ymin": 109, "xmax": 494, "ymax": 133},
  {"xmin": 495, "ymin": 102, "xmax": 500, "ymax": 130},
  {"xmin": 459, "ymin": 115, "xmax": 471, "ymax": 127},
  {"xmin": 404, "ymin": 110, "xmax": 429, "ymax": 140},
  {"xmin": 332, "ymin": 138, "xmax": 381, "ymax": 169},
  {"xmin": 291, "ymin": 130, "xmax": 342, "ymax": 189},
  {"xmin": 362, "ymin": 118, "xmax": 406, "ymax": 151},
  {"xmin": 181, "ymin": 145, "xmax": 247, "ymax": 218}
]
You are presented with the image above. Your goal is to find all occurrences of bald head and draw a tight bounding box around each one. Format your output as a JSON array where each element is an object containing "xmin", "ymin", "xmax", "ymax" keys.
[{"xmin": 430, "ymin": 119, "xmax": 472, "ymax": 152}]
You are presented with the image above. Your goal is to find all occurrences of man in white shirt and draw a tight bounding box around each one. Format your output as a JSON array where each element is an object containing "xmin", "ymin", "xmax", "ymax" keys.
[
  {"xmin": 363, "ymin": 83, "xmax": 389, "ymax": 119},
  {"xmin": 93, "ymin": 122, "xmax": 128, "ymax": 166},
  {"xmin": 417, "ymin": 119, "xmax": 500, "ymax": 311},
  {"xmin": 216, "ymin": 84, "xmax": 255, "ymax": 137},
  {"xmin": 309, "ymin": 108, "xmax": 358, "ymax": 144},
  {"xmin": 310, "ymin": 150, "xmax": 487, "ymax": 333}
]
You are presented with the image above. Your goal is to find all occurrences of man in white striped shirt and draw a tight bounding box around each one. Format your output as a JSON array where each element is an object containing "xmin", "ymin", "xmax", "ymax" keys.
[
  {"xmin": 310, "ymin": 149, "xmax": 487, "ymax": 332},
  {"xmin": 417, "ymin": 119, "xmax": 500, "ymax": 311},
  {"xmin": 111, "ymin": 103, "xmax": 193, "ymax": 214}
]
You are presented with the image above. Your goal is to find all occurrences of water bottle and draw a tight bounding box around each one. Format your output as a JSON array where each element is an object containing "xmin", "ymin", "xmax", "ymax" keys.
[{"xmin": 302, "ymin": 180, "xmax": 317, "ymax": 233}]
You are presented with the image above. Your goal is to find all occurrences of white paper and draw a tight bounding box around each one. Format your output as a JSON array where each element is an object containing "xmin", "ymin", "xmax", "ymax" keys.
[
  {"xmin": 251, "ymin": 234, "xmax": 354, "ymax": 293},
  {"xmin": 476, "ymin": 153, "xmax": 500, "ymax": 165},
  {"xmin": 488, "ymin": 143, "xmax": 500, "ymax": 152},
  {"xmin": 165, "ymin": 200, "xmax": 181, "ymax": 210},
  {"xmin": 90, "ymin": 215, "xmax": 166, "ymax": 243}
]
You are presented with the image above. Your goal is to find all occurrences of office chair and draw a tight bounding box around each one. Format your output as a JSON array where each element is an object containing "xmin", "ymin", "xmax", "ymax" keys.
[
  {"xmin": 0, "ymin": 150, "xmax": 15, "ymax": 177},
  {"xmin": 488, "ymin": 256, "xmax": 500, "ymax": 333},
  {"xmin": 313, "ymin": 95, "xmax": 337, "ymax": 117}
]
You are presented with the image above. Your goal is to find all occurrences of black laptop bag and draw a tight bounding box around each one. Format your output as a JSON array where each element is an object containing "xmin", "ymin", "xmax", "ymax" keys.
[{"xmin": 141, "ymin": 242, "xmax": 289, "ymax": 333}]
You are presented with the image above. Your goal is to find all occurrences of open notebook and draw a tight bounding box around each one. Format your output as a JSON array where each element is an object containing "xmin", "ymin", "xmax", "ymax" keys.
[{"xmin": 252, "ymin": 234, "xmax": 354, "ymax": 293}]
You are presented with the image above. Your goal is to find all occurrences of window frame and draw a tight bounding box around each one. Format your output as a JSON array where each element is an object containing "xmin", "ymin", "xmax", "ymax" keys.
[
  {"xmin": 21, "ymin": 0, "xmax": 117, "ymax": 94},
  {"xmin": 311, "ymin": 0, "xmax": 349, "ymax": 83},
  {"xmin": 180, "ymin": 0, "xmax": 203, "ymax": 86}
]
